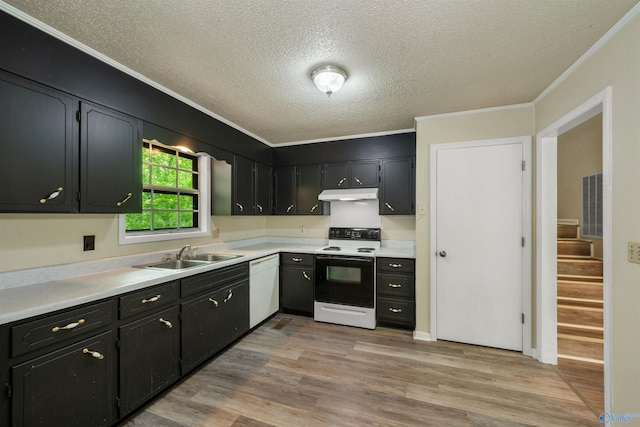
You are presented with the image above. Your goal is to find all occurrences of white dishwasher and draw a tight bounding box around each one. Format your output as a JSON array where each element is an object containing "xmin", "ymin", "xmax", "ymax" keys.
[{"xmin": 249, "ymin": 254, "xmax": 280, "ymax": 328}]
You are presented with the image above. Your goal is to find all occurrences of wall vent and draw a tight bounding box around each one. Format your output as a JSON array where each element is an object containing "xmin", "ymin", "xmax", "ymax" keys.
[{"xmin": 582, "ymin": 172, "xmax": 603, "ymax": 238}]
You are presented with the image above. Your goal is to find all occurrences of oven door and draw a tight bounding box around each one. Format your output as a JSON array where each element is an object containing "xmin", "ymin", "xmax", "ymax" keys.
[{"xmin": 315, "ymin": 255, "xmax": 374, "ymax": 308}]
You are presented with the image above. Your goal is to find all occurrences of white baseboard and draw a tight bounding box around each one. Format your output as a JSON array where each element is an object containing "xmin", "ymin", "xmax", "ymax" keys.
[{"xmin": 413, "ymin": 331, "xmax": 433, "ymax": 341}]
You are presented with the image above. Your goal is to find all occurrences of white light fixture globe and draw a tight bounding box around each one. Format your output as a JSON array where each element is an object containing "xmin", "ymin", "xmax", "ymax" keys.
[{"xmin": 311, "ymin": 65, "xmax": 348, "ymax": 96}]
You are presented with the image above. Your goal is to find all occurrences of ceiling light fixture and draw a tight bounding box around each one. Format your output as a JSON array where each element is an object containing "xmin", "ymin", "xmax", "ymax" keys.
[{"xmin": 311, "ymin": 65, "xmax": 348, "ymax": 96}]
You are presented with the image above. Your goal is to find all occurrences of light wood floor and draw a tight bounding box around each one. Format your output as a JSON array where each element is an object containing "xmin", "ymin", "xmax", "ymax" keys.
[{"xmin": 120, "ymin": 314, "xmax": 601, "ymax": 427}]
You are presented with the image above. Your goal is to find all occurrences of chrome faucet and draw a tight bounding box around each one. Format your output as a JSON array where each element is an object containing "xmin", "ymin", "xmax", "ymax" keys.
[{"xmin": 177, "ymin": 245, "xmax": 192, "ymax": 260}]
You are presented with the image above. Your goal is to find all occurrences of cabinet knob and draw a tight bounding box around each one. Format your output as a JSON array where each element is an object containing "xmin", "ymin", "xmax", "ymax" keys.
[
  {"xmin": 292, "ymin": 257, "xmax": 302, "ymax": 262},
  {"xmin": 51, "ymin": 318, "xmax": 85, "ymax": 333},
  {"xmin": 208, "ymin": 297, "xmax": 219, "ymax": 307},
  {"xmin": 389, "ymin": 263, "xmax": 402, "ymax": 268},
  {"xmin": 158, "ymin": 318, "xmax": 173, "ymax": 328},
  {"xmin": 82, "ymin": 348, "xmax": 104, "ymax": 360},
  {"xmin": 388, "ymin": 307, "xmax": 403, "ymax": 313},
  {"xmin": 224, "ymin": 290, "xmax": 233, "ymax": 303},
  {"xmin": 236, "ymin": 202, "xmax": 244, "ymax": 212},
  {"xmin": 256, "ymin": 204, "xmax": 263, "ymax": 213},
  {"xmin": 354, "ymin": 177, "xmax": 362, "ymax": 185},
  {"xmin": 286, "ymin": 204, "xmax": 294, "ymax": 213},
  {"xmin": 388, "ymin": 283, "xmax": 402, "ymax": 288},
  {"xmin": 116, "ymin": 192, "xmax": 132, "ymax": 207},
  {"xmin": 338, "ymin": 177, "xmax": 347, "ymax": 186},
  {"xmin": 385, "ymin": 202, "xmax": 395, "ymax": 212},
  {"xmin": 302, "ymin": 271, "xmax": 311, "ymax": 281},
  {"xmin": 310, "ymin": 204, "xmax": 318, "ymax": 212},
  {"xmin": 39, "ymin": 187, "xmax": 63, "ymax": 204}
]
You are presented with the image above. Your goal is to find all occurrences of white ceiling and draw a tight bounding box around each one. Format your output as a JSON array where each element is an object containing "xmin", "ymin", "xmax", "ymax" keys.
[{"xmin": 2, "ymin": 0, "xmax": 638, "ymax": 145}]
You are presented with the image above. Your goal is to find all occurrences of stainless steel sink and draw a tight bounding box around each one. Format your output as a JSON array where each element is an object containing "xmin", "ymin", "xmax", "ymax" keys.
[
  {"xmin": 134, "ymin": 253, "xmax": 243, "ymax": 270},
  {"xmin": 191, "ymin": 253, "xmax": 243, "ymax": 262},
  {"xmin": 134, "ymin": 259, "xmax": 211, "ymax": 270}
]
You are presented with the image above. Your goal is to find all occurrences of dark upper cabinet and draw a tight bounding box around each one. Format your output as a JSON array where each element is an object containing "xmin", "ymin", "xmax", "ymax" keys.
[
  {"xmin": 254, "ymin": 162, "xmax": 272, "ymax": 215},
  {"xmin": 274, "ymin": 166, "xmax": 296, "ymax": 215},
  {"xmin": 233, "ymin": 155, "xmax": 254, "ymax": 215},
  {"xmin": 80, "ymin": 102, "xmax": 142, "ymax": 213},
  {"xmin": 322, "ymin": 160, "xmax": 379, "ymax": 189},
  {"xmin": 297, "ymin": 164, "xmax": 323, "ymax": 215},
  {"xmin": 380, "ymin": 157, "xmax": 415, "ymax": 215},
  {"xmin": 0, "ymin": 70, "xmax": 78, "ymax": 212}
]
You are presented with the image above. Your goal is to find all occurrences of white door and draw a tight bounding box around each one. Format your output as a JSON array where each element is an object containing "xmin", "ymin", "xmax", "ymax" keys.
[{"xmin": 433, "ymin": 139, "xmax": 525, "ymax": 351}]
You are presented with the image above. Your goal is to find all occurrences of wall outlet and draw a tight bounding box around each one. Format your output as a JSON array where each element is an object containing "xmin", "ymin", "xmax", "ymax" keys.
[
  {"xmin": 83, "ymin": 235, "xmax": 95, "ymax": 251},
  {"xmin": 628, "ymin": 241, "xmax": 640, "ymax": 264},
  {"xmin": 299, "ymin": 226, "xmax": 305, "ymax": 235},
  {"xmin": 212, "ymin": 228, "xmax": 219, "ymax": 238}
]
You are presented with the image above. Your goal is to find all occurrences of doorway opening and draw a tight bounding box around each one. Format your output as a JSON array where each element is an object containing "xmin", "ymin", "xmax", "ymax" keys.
[{"xmin": 536, "ymin": 88, "xmax": 611, "ymax": 415}]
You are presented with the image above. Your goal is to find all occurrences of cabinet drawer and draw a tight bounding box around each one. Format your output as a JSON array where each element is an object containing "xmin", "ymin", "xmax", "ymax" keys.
[
  {"xmin": 376, "ymin": 273, "xmax": 415, "ymax": 298},
  {"xmin": 281, "ymin": 252, "xmax": 314, "ymax": 267},
  {"xmin": 119, "ymin": 281, "xmax": 179, "ymax": 319},
  {"xmin": 376, "ymin": 297, "xmax": 415, "ymax": 327},
  {"xmin": 376, "ymin": 257, "xmax": 415, "ymax": 274},
  {"xmin": 11, "ymin": 300, "xmax": 113, "ymax": 357},
  {"xmin": 181, "ymin": 263, "xmax": 249, "ymax": 297}
]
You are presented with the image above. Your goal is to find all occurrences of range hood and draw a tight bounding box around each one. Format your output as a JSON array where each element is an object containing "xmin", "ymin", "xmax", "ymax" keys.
[{"xmin": 318, "ymin": 188, "xmax": 378, "ymax": 201}]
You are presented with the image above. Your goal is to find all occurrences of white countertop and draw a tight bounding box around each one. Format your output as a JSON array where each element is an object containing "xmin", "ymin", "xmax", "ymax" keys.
[{"xmin": 0, "ymin": 238, "xmax": 414, "ymax": 326}]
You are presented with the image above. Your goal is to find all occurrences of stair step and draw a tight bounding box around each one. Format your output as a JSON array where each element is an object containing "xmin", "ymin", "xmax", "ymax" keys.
[
  {"xmin": 557, "ymin": 258, "xmax": 603, "ymax": 277},
  {"xmin": 558, "ymin": 224, "xmax": 580, "ymax": 239},
  {"xmin": 557, "ymin": 239, "xmax": 593, "ymax": 257},
  {"xmin": 557, "ymin": 305, "xmax": 603, "ymax": 328},
  {"xmin": 558, "ymin": 333, "xmax": 603, "ymax": 362},
  {"xmin": 557, "ymin": 296, "xmax": 602, "ymax": 309},
  {"xmin": 557, "ymin": 354, "xmax": 604, "ymax": 365},
  {"xmin": 558, "ymin": 322, "xmax": 603, "ymax": 339},
  {"xmin": 558, "ymin": 280, "xmax": 603, "ymax": 300},
  {"xmin": 558, "ymin": 274, "xmax": 603, "ymax": 283}
]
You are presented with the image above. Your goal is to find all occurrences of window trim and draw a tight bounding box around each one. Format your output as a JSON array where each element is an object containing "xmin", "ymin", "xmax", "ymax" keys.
[{"xmin": 118, "ymin": 152, "xmax": 210, "ymax": 245}]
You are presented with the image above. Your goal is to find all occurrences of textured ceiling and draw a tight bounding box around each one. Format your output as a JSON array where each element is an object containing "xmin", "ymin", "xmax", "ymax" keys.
[{"xmin": 2, "ymin": 0, "xmax": 638, "ymax": 145}]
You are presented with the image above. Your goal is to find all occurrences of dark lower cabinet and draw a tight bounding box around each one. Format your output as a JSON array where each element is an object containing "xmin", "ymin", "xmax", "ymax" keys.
[
  {"xmin": 11, "ymin": 331, "xmax": 116, "ymax": 427},
  {"xmin": 280, "ymin": 253, "xmax": 314, "ymax": 315},
  {"xmin": 119, "ymin": 305, "xmax": 180, "ymax": 416},
  {"xmin": 182, "ymin": 279, "xmax": 249, "ymax": 372},
  {"xmin": 376, "ymin": 257, "xmax": 416, "ymax": 329}
]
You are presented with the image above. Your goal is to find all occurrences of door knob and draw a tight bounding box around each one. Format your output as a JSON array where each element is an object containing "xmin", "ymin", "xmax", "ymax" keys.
[{"xmin": 439, "ymin": 250, "xmax": 447, "ymax": 257}]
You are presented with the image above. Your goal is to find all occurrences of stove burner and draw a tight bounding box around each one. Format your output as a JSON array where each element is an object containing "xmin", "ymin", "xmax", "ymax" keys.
[
  {"xmin": 357, "ymin": 247, "xmax": 376, "ymax": 253},
  {"xmin": 323, "ymin": 246, "xmax": 341, "ymax": 251}
]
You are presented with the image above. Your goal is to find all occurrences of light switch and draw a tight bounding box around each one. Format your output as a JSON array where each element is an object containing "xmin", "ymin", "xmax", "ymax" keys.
[{"xmin": 628, "ymin": 241, "xmax": 640, "ymax": 264}]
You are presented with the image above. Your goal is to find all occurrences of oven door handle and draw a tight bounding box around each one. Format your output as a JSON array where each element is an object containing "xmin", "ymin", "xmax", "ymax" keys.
[{"xmin": 315, "ymin": 255, "xmax": 374, "ymax": 263}]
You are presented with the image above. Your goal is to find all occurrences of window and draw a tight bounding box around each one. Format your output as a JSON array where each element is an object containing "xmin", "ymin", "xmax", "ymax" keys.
[
  {"xmin": 119, "ymin": 139, "xmax": 210, "ymax": 244},
  {"xmin": 582, "ymin": 172, "xmax": 603, "ymax": 238}
]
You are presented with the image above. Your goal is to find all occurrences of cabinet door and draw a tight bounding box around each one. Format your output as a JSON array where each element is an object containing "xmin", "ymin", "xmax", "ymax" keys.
[
  {"xmin": 119, "ymin": 306, "xmax": 180, "ymax": 415},
  {"xmin": 233, "ymin": 155, "xmax": 254, "ymax": 215},
  {"xmin": 254, "ymin": 162, "xmax": 272, "ymax": 215},
  {"xmin": 0, "ymin": 71, "xmax": 77, "ymax": 212},
  {"xmin": 297, "ymin": 164, "xmax": 323, "ymax": 215},
  {"xmin": 11, "ymin": 331, "xmax": 115, "ymax": 427},
  {"xmin": 80, "ymin": 102, "xmax": 142, "ymax": 213},
  {"xmin": 273, "ymin": 166, "xmax": 296, "ymax": 215},
  {"xmin": 181, "ymin": 279, "xmax": 249, "ymax": 373},
  {"xmin": 322, "ymin": 162, "xmax": 349, "ymax": 189},
  {"xmin": 351, "ymin": 160, "xmax": 379, "ymax": 187},
  {"xmin": 380, "ymin": 157, "xmax": 415, "ymax": 214},
  {"xmin": 281, "ymin": 266, "xmax": 314, "ymax": 315}
]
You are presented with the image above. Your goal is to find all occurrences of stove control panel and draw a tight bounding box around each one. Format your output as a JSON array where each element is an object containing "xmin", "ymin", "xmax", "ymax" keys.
[{"xmin": 328, "ymin": 227, "xmax": 381, "ymax": 241}]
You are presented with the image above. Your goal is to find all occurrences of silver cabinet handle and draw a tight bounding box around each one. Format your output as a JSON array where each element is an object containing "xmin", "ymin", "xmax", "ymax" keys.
[
  {"xmin": 292, "ymin": 257, "xmax": 302, "ymax": 262},
  {"xmin": 388, "ymin": 307, "xmax": 403, "ymax": 313},
  {"xmin": 388, "ymin": 283, "xmax": 402, "ymax": 288},
  {"xmin": 389, "ymin": 263, "xmax": 402, "ymax": 268},
  {"xmin": 236, "ymin": 202, "xmax": 244, "ymax": 212},
  {"xmin": 302, "ymin": 271, "xmax": 311, "ymax": 281},
  {"xmin": 116, "ymin": 192, "xmax": 132, "ymax": 207},
  {"xmin": 40, "ymin": 187, "xmax": 63, "ymax": 204},
  {"xmin": 338, "ymin": 177, "xmax": 347, "ymax": 186},
  {"xmin": 159, "ymin": 318, "xmax": 173, "ymax": 328},
  {"xmin": 310, "ymin": 204, "xmax": 318, "ymax": 212},
  {"xmin": 208, "ymin": 298, "xmax": 219, "ymax": 307},
  {"xmin": 286, "ymin": 204, "xmax": 294, "ymax": 213},
  {"xmin": 51, "ymin": 318, "xmax": 85, "ymax": 333},
  {"xmin": 224, "ymin": 290, "xmax": 233, "ymax": 303},
  {"xmin": 82, "ymin": 348, "xmax": 104, "ymax": 360},
  {"xmin": 354, "ymin": 177, "xmax": 362, "ymax": 185},
  {"xmin": 141, "ymin": 294, "xmax": 161, "ymax": 304},
  {"xmin": 256, "ymin": 204, "xmax": 263, "ymax": 213},
  {"xmin": 385, "ymin": 202, "xmax": 395, "ymax": 212}
]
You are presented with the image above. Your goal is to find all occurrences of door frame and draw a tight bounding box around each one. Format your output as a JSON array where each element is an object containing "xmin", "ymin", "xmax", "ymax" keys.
[
  {"xmin": 535, "ymin": 87, "xmax": 612, "ymax": 413},
  {"xmin": 430, "ymin": 136, "xmax": 532, "ymax": 355}
]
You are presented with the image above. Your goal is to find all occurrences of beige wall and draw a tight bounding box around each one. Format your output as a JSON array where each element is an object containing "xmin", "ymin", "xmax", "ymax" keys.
[
  {"xmin": 557, "ymin": 113, "xmax": 603, "ymax": 258},
  {"xmin": 414, "ymin": 105, "xmax": 535, "ymax": 335},
  {"xmin": 536, "ymin": 10, "xmax": 640, "ymax": 415}
]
